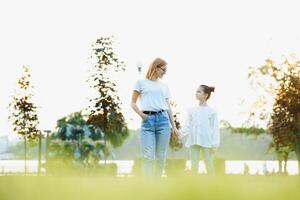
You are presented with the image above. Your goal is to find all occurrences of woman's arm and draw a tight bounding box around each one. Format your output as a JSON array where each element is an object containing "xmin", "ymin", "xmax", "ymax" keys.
[
  {"xmin": 166, "ymin": 98, "xmax": 180, "ymax": 135},
  {"xmin": 130, "ymin": 90, "xmax": 148, "ymax": 120}
]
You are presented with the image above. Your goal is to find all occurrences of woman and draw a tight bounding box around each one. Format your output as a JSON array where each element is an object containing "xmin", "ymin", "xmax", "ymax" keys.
[
  {"xmin": 182, "ymin": 85, "xmax": 220, "ymax": 174},
  {"xmin": 130, "ymin": 57, "xmax": 179, "ymax": 177}
]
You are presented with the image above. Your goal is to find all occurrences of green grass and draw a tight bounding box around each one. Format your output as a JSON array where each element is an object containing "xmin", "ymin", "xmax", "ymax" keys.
[{"xmin": 0, "ymin": 175, "xmax": 299, "ymax": 200}]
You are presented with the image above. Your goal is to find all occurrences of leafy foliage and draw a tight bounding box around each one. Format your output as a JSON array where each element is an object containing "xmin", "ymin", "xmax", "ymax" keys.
[
  {"xmin": 222, "ymin": 120, "xmax": 266, "ymax": 136},
  {"xmin": 86, "ymin": 36, "xmax": 129, "ymax": 147},
  {"xmin": 48, "ymin": 112, "xmax": 109, "ymax": 169},
  {"xmin": 249, "ymin": 56, "xmax": 300, "ymax": 165},
  {"xmin": 169, "ymin": 100, "xmax": 183, "ymax": 151},
  {"xmin": 9, "ymin": 66, "xmax": 40, "ymax": 140}
]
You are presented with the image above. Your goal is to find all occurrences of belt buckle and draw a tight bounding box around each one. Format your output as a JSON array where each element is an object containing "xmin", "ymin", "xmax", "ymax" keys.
[{"xmin": 157, "ymin": 110, "xmax": 163, "ymax": 114}]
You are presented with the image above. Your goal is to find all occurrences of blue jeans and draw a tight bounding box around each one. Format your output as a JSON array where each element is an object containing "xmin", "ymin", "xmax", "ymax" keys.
[
  {"xmin": 140, "ymin": 111, "xmax": 171, "ymax": 177},
  {"xmin": 190, "ymin": 145, "xmax": 215, "ymax": 175}
]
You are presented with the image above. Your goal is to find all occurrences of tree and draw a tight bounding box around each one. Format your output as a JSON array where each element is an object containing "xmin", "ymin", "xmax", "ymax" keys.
[
  {"xmin": 47, "ymin": 112, "xmax": 109, "ymax": 175},
  {"xmin": 249, "ymin": 56, "xmax": 300, "ymax": 174},
  {"xmin": 86, "ymin": 36, "xmax": 129, "ymax": 150},
  {"xmin": 267, "ymin": 58, "xmax": 300, "ymax": 173},
  {"xmin": 9, "ymin": 65, "xmax": 40, "ymax": 174}
]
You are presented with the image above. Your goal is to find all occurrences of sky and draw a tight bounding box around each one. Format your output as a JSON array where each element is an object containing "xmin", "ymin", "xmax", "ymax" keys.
[{"xmin": 1, "ymin": 0, "xmax": 300, "ymax": 137}]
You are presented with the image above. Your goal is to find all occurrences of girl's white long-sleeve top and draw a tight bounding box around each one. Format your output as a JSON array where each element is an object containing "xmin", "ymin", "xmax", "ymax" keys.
[{"xmin": 181, "ymin": 105, "xmax": 220, "ymax": 148}]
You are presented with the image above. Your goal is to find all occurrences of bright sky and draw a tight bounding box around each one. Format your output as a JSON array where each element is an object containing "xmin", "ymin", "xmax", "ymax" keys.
[{"xmin": 1, "ymin": 0, "xmax": 300, "ymax": 136}]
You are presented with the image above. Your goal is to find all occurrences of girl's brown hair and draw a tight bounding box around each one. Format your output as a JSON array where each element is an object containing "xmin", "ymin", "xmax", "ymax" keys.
[{"xmin": 200, "ymin": 85, "xmax": 215, "ymax": 100}]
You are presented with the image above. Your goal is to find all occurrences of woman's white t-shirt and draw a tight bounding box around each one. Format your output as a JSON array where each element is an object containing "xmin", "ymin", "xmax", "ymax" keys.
[{"xmin": 133, "ymin": 79, "xmax": 171, "ymax": 111}]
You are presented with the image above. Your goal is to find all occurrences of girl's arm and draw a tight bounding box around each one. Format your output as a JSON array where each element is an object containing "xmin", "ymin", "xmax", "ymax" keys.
[
  {"xmin": 181, "ymin": 108, "xmax": 192, "ymax": 138},
  {"xmin": 211, "ymin": 112, "xmax": 220, "ymax": 148}
]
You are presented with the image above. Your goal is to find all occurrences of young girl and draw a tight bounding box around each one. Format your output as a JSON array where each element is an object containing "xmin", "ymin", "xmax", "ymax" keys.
[{"xmin": 181, "ymin": 85, "xmax": 220, "ymax": 174}]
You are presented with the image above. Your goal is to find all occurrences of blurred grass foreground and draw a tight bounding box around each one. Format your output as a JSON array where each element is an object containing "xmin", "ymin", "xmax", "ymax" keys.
[{"xmin": 0, "ymin": 176, "xmax": 299, "ymax": 200}]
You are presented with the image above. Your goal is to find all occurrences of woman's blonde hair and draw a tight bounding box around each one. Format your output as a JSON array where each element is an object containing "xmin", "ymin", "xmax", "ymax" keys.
[{"xmin": 146, "ymin": 58, "xmax": 167, "ymax": 80}]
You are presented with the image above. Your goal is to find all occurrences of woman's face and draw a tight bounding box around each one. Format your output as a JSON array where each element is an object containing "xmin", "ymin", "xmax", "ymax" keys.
[
  {"xmin": 157, "ymin": 65, "xmax": 167, "ymax": 78},
  {"xmin": 196, "ymin": 86, "xmax": 208, "ymax": 101}
]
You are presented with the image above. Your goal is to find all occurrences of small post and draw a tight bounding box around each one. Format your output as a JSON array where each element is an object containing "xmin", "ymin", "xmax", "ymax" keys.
[{"xmin": 44, "ymin": 130, "xmax": 51, "ymax": 175}]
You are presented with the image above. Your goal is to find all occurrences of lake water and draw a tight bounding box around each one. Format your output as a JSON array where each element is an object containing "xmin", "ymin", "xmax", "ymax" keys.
[{"xmin": 0, "ymin": 160, "xmax": 298, "ymax": 175}]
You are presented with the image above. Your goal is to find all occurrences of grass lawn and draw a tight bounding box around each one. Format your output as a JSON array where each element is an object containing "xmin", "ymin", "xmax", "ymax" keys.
[{"xmin": 0, "ymin": 175, "xmax": 299, "ymax": 200}]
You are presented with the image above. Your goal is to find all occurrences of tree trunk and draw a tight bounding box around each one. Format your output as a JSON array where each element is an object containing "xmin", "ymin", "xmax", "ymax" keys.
[
  {"xmin": 283, "ymin": 159, "xmax": 288, "ymax": 174},
  {"xmin": 104, "ymin": 138, "xmax": 107, "ymax": 165},
  {"xmin": 24, "ymin": 136, "xmax": 27, "ymax": 175},
  {"xmin": 277, "ymin": 152, "xmax": 283, "ymax": 174},
  {"xmin": 37, "ymin": 133, "xmax": 42, "ymax": 176},
  {"xmin": 45, "ymin": 131, "xmax": 50, "ymax": 161},
  {"xmin": 295, "ymin": 136, "xmax": 300, "ymax": 175},
  {"xmin": 275, "ymin": 144, "xmax": 282, "ymax": 174}
]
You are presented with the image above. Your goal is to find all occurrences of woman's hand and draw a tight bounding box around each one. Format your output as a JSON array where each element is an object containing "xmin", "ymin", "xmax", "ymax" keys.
[
  {"xmin": 171, "ymin": 127, "xmax": 180, "ymax": 137},
  {"xmin": 140, "ymin": 113, "xmax": 149, "ymax": 121}
]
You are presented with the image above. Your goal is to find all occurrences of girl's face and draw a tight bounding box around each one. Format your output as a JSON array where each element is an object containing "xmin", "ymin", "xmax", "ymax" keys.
[{"xmin": 196, "ymin": 86, "xmax": 208, "ymax": 101}]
